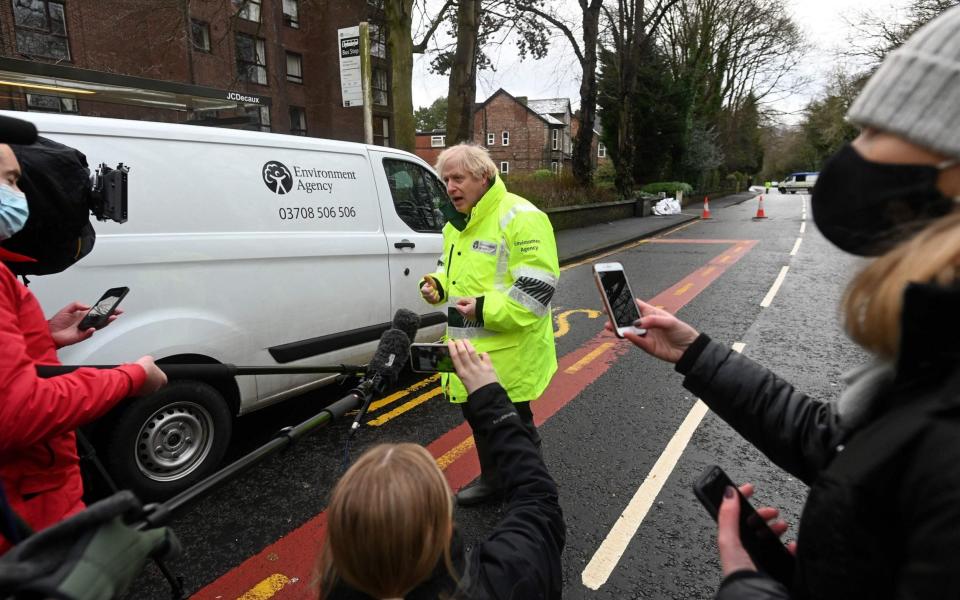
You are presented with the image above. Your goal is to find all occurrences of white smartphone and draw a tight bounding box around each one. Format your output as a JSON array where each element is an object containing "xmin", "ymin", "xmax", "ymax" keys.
[{"xmin": 593, "ymin": 262, "xmax": 646, "ymax": 338}]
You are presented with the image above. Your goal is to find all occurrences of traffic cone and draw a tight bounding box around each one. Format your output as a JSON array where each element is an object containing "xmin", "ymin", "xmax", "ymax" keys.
[
  {"xmin": 753, "ymin": 194, "xmax": 768, "ymax": 219},
  {"xmin": 701, "ymin": 196, "xmax": 712, "ymax": 220}
]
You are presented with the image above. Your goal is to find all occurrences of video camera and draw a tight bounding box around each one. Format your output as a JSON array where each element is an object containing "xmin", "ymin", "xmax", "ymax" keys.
[{"xmin": 91, "ymin": 162, "xmax": 129, "ymax": 224}]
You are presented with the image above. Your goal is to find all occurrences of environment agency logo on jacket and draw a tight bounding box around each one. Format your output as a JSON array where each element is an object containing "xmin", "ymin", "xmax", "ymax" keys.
[{"xmin": 262, "ymin": 161, "xmax": 293, "ymax": 195}]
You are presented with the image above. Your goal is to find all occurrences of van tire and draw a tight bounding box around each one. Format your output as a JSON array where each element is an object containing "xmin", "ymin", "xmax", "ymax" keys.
[
  {"xmin": 778, "ymin": 187, "xmax": 786, "ymax": 194},
  {"xmin": 104, "ymin": 380, "xmax": 232, "ymax": 501}
]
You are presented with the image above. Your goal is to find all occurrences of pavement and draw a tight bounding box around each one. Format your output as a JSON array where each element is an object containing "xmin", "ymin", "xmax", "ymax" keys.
[{"xmin": 554, "ymin": 190, "xmax": 759, "ymax": 264}]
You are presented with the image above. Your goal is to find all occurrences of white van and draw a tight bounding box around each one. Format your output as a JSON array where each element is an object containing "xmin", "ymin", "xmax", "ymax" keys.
[
  {"xmin": 6, "ymin": 112, "xmax": 447, "ymax": 499},
  {"xmin": 778, "ymin": 172, "xmax": 819, "ymax": 194}
]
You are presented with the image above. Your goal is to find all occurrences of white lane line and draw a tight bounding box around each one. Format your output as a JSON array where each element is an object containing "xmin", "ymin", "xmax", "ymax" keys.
[
  {"xmin": 800, "ymin": 222, "xmax": 806, "ymax": 234},
  {"xmin": 581, "ymin": 342, "xmax": 746, "ymax": 590},
  {"xmin": 760, "ymin": 266, "xmax": 790, "ymax": 308},
  {"xmin": 790, "ymin": 237, "xmax": 803, "ymax": 256}
]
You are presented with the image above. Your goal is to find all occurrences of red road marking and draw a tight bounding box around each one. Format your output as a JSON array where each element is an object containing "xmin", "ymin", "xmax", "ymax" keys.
[{"xmin": 192, "ymin": 239, "xmax": 757, "ymax": 600}]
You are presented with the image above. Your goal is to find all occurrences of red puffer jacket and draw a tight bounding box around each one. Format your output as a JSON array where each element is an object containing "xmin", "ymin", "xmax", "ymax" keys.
[{"xmin": 0, "ymin": 248, "xmax": 146, "ymax": 554}]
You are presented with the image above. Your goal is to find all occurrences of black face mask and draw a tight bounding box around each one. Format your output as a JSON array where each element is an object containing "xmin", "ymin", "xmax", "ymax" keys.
[{"xmin": 811, "ymin": 144, "xmax": 959, "ymax": 256}]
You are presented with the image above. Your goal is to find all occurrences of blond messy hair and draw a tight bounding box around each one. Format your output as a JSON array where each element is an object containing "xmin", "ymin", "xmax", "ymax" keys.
[
  {"xmin": 843, "ymin": 211, "xmax": 960, "ymax": 359},
  {"xmin": 435, "ymin": 143, "xmax": 498, "ymax": 181},
  {"xmin": 318, "ymin": 443, "xmax": 455, "ymax": 599}
]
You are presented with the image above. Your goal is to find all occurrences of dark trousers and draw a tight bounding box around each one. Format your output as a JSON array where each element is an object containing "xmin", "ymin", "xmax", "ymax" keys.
[{"xmin": 460, "ymin": 400, "xmax": 541, "ymax": 488}]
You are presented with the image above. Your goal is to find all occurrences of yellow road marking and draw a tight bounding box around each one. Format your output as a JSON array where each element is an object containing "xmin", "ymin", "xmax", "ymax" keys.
[
  {"xmin": 554, "ymin": 308, "xmax": 602, "ymax": 338},
  {"xmin": 719, "ymin": 255, "xmax": 731, "ymax": 263},
  {"xmin": 565, "ymin": 342, "xmax": 614, "ymax": 374},
  {"xmin": 701, "ymin": 266, "xmax": 716, "ymax": 276},
  {"xmin": 367, "ymin": 386, "xmax": 444, "ymax": 426},
  {"xmin": 238, "ymin": 574, "xmax": 290, "ymax": 600},
  {"xmin": 673, "ymin": 283, "xmax": 693, "ymax": 296},
  {"xmin": 436, "ymin": 436, "xmax": 476, "ymax": 470},
  {"xmin": 732, "ymin": 245, "xmax": 743, "ymax": 253},
  {"xmin": 368, "ymin": 374, "xmax": 439, "ymax": 412}
]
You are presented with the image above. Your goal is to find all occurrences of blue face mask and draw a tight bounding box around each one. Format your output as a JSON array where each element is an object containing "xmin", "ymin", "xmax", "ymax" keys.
[{"xmin": 0, "ymin": 183, "xmax": 29, "ymax": 241}]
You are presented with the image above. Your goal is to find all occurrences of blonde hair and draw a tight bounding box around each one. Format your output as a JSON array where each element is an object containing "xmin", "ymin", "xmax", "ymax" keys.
[
  {"xmin": 318, "ymin": 443, "xmax": 455, "ymax": 599},
  {"xmin": 843, "ymin": 211, "xmax": 960, "ymax": 358},
  {"xmin": 435, "ymin": 143, "xmax": 498, "ymax": 181}
]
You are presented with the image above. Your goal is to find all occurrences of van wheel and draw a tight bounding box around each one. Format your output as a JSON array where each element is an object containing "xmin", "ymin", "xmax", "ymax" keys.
[
  {"xmin": 105, "ymin": 380, "xmax": 232, "ymax": 501},
  {"xmin": 778, "ymin": 187, "xmax": 786, "ymax": 194}
]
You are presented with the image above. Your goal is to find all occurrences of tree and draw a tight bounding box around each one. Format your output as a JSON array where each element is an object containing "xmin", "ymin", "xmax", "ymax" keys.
[
  {"xmin": 844, "ymin": 0, "xmax": 959, "ymax": 68},
  {"xmin": 415, "ymin": 97, "xmax": 448, "ymax": 131},
  {"xmin": 383, "ymin": 0, "xmax": 454, "ymax": 151}
]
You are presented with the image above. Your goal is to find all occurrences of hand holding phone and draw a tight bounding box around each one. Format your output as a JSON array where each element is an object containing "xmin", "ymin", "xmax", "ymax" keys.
[
  {"xmin": 79, "ymin": 287, "xmax": 129, "ymax": 330},
  {"xmin": 593, "ymin": 262, "xmax": 645, "ymax": 338},
  {"xmin": 693, "ymin": 465, "xmax": 795, "ymax": 585},
  {"xmin": 409, "ymin": 342, "xmax": 455, "ymax": 373}
]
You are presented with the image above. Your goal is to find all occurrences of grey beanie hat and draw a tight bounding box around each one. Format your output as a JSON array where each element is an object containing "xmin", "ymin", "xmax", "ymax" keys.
[{"xmin": 847, "ymin": 4, "xmax": 960, "ymax": 159}]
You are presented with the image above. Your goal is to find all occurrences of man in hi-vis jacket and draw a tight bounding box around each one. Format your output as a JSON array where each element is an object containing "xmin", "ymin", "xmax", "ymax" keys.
[{"xmin": 420, "ymin": 143, "xmax": 559, "ymax": 506}]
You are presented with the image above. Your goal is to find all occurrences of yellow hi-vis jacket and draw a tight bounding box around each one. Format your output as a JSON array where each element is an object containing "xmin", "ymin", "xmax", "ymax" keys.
[{"xmin": 422, "ymin": 176, "xmax": 560, "ymax": 403}]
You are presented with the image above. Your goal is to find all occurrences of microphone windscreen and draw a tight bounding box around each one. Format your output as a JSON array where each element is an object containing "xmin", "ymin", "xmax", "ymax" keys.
[
  {"xmin": 391, "ymin": 309, "xmax": 420, "ymax": 343},
  {"xmin": 0, "ymin": 115, "xmax": 38, "ymax": 145},
  {"xmin": 368, "ymin": 328, "xmax": 411, "ymax": 385}
]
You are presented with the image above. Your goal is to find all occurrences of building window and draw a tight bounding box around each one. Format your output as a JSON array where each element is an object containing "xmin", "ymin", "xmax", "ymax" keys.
[
  {"xmin": 191, "ymin": 20, "xmax": 211, "ymax": 52},
  {"xmin": 286, "ymin": 52, "xmax": 303, "ymax": 84},
  {"xmin": 370, "ymin": 24, "xmax": 386, "ymax": 59},
  {"xmin": 551, "ymin": 161, "xmax": 559, "ymax": 173},
  {"xmin": 374, "ymin": 117, "xmax": 390, "ymax": 147},
  {"xmin": 373, "ymin": 68, "xmax": 388, "ymax": 106},
  {"xmin": 25, "ymin": 93, "xmax": 77, "ymax": 113},
  {"xmin": 282, "ymin": 0, "xmax": 300, "ymax": 28},
  {"xmin": 236, "ymin": 34, "xmax": 267, "ymax": 85},
  {"xmin": 502, "ymin": 131, "xmax": 509, "ymax": 146},
  {"xmin": 500, "ymin": 161, "xmax": 509, "ymax": 174},
  {"xmin": 289, "ymin": 106, "xmax": 306, "ymax": 135},
  {"xmin": 246, "ymin": 105, "xmax": 270, "ymax": 132},
  {"xmin": 430, "ymin": 135, "xmax": 445, "ymax": 148},
  {"xmin": 13, "ymin": 0, "xmax": 70, "ymax": 60},
  {"xmin": 234, "ymin": 0, "xmax": 261, "ymax": 22},
  {"xmin": 551, "ymin": 128, "xmax": 560, "ymax": 151},
  {"xmin": 598, "ymin": 142, "xmax": 606, "ymax": 158},
  {"xmin": 486, "ymin": 132, "xmax": 495, "ymax": 146}
]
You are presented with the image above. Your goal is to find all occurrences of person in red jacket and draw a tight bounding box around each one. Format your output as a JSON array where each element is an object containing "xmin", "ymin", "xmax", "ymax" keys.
[{"xmin": 0, "ymin": 135, "xmax": 167, "ymax": 554}]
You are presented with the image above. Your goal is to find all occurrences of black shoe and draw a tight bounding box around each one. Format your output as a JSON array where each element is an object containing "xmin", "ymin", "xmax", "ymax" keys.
[{"xmin": 455, "ymin": 479, "xmax": 504, "ymax": 506}]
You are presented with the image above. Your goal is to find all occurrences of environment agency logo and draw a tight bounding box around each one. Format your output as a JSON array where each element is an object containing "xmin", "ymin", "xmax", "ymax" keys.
[{"xmin": 262, "ymin": 161, "xmax": 293, "ymax": 195}]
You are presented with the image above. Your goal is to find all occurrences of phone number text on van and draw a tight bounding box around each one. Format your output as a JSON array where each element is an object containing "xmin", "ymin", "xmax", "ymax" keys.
[{"xmin": 278, "ymin": 206, "xmax": 357, "ymax": 220}]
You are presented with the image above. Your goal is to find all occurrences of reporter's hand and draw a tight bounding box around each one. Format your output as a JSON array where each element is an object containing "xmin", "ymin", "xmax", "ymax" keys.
[
  {"xmin": 48, "ymin": 302, "xmax": 94, "ymax": 348},
  {"xmin": 448, "ymin": 339, "xmax": 498, "ymax": 394},
  {"xmin": 420, "ymin": 277, "xmax": 440, "ymax": 303},
  {"xmin": 717, "ymin": 483, "xmax": 795, "ymax": 578},
  {"xmin": 606, "ymin": 298, "xmax": 699, "ymax": 363},
  {"xmin": 134, "ymin": 356, "xmax": 167, "ymax": 396}
]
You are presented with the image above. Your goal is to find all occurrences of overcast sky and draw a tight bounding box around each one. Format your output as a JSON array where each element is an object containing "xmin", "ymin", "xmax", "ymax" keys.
[{"xmin": 410, "ymin": 0, "xmax": 904, "ymax": 125}]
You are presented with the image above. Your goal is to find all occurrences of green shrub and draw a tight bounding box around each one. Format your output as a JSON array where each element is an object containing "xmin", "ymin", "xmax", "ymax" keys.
[
  {"xmin": 640, "ymin": 181, "xmax": 693, "ymax": 195},
  {"xmin": 532, "ymin": 169, "xmax": 554, "ymax": 181},
  {"xmin": 508, "ymin": 171, "xmax": 619, "ymax": 209},
  {"xmin": 593, "ymin": 161, "xmax": 616, "ymax": 188}
]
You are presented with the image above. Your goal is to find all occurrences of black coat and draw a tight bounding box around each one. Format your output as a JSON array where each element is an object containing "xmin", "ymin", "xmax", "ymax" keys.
[
  {"xmin": 326, "ymin": 382, "xmax": 565, "ymax": 600},
  {"xmin": 677, "ymin": 282, "xmax": 960, "ymax": 600}
]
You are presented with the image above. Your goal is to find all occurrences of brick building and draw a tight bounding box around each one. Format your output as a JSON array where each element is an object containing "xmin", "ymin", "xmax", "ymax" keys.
[
  {"xmin": 0, "ymin": 0, "xmax": 392, "ymax": 144},
  {"xmin": 414, "ymin": 89, "xmax": 607, "ymax": 177}
]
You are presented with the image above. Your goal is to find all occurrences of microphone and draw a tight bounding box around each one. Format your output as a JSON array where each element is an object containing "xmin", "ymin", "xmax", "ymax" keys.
[
  {"xmin": 0, "ymin": 115, "xmax": 38, "ymax": 145},
  {"xmin": 349, "ymin": 327, "xmax": 411, "ymax": 433},
  {"xmin": 391, "ymin": 308, "xmax": 421, "ymax": 344}
]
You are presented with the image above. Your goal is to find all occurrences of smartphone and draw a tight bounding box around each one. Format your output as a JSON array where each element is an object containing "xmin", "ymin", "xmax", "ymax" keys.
[
  {"xmin": 593, "ymin": 262, "xmax": 645, "ymax": 338},
  {"xmin": 409, "ymin": 342, "xmax": 455, "ymax": 373},
  {"xmin": 692, "ymin": 465, "xmax": 795, "ymax": 586},
  {"xmin": 78, "ymin": 286, "xmax": 129, "ymax": 330}
]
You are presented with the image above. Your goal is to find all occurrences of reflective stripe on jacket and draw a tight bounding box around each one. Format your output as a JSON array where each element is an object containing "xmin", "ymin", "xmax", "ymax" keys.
[{"xmin": 422, "ymin": 176, "xmax": 559, "ymax": 403}]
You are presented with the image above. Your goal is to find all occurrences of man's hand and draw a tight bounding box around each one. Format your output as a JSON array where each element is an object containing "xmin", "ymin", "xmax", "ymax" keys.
[
  {"xmin": 420, "ymin": 276, "xmax": 441, "ymax": 304},
  {"xmin": 606, "ymin": 298, "xmax": 699, "ymax": 363},
  {"xmin": 717, "ymin": 483, "xmax": 795, "ymax": 577},
  {"xmin": 448, "ymin": 339, "xmax": 498, "ymax": 394},
  {"xmin": 134, "ymin": 356, "xmax": 167, "ymax": 396},
  {"xmin": 455, "ymin": 297, "xmax": 477, "ymax": 320}
]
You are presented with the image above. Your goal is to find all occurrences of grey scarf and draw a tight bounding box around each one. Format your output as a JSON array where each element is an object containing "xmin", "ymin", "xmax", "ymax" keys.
[{"xmin": 835, "ymin": 360, "xmax": 896, "ymax": 430}]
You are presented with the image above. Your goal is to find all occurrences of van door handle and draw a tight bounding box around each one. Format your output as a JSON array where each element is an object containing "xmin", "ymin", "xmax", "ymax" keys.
[{"xmin": 394, "ymin": 240, "xmax": 416, "ymax": 249}]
